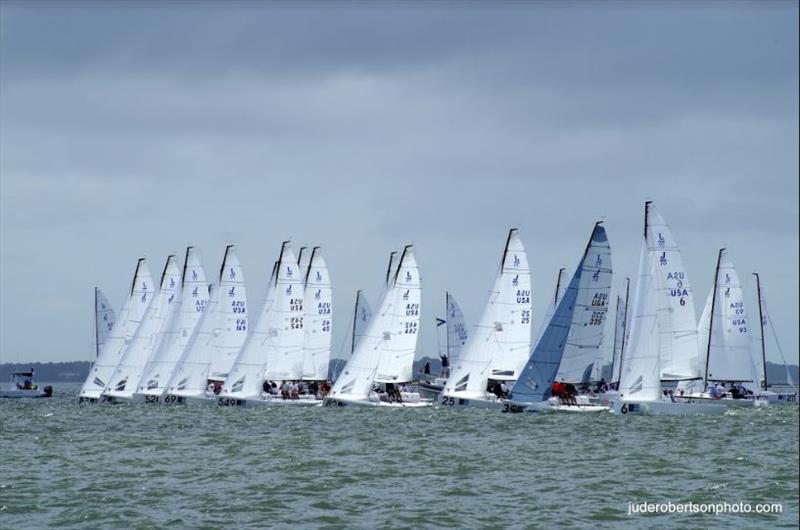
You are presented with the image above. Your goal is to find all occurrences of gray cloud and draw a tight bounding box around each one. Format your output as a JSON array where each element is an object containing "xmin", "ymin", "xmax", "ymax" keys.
[{"xmin": 1, "ymin": 0, "xmax": 797, "ymax": 366}]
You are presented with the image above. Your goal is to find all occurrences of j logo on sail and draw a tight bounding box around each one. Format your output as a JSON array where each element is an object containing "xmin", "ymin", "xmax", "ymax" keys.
[
  {"xmin": 725, "ymin": 287, "xmax": 731, "ymax": 298},
  {"xmin": 512, "ymin": 275, "xmax": 519, "ymax": 287},
  {"xmin": 657, "ymin": 233, "xmax": 666, "ymax": 248},
  {"xmin": 316, "ymin": 271, "xmax": 322, "ymax": 281},
  {"xmin": 287, "ymin": 267, "xmax": 293, "ymax": 278},
  {"xmin": 595, "ymin": 255, "xmax": 603, "ymax": 268},
  {"xmin": 192, "ymin": 286, "xmax": 198, "ymax": 297},
  {"xmin": 406, "ymin": 271, "xmax": 412, "ymax": 282},
  {"xmin": 192, "ymin": 269, "xmax": 198, "ymax": 281},
  {"xmin": 403, "ymin": 289, "xmax": 410, "ymax": 301},
  {"xmin": 314, "ymin": 289, "xmax": 321, "ymax": 300},
  {"xmin": 286, "ymin": 285, "xmax": 293, "ymax": 296},
  {"xmin": 513, "ymin": 255, "xmax": 520, "ymax": 267},
  {"xmin": 229, "ymin": 268, "xmax": 236, "ymax": 280},
  {"xmin": 228, "ymin": 286, "xmax": 235, "ymax": 297},
  {"xmin": 659, "ymin": 252, "xmax": 667, "ymax": 266}
]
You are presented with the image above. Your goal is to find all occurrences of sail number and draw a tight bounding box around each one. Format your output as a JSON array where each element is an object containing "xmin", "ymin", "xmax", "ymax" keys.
[
  {"xmin": 521, "ymin": 310, "xmax": 530, "ymax": 324},
  {"xmin": 290, "ymin": 298, "xmax": 303, "ymax": 312},
  {"xmin": 405, "ymin": 303, "xmax": 419, "ymax": 316},
  {"xmin": 516, "ymin": 290, "xmax": 530, "ymax": 304},
  {"xmin": 589, "ymin": 311, "xmax": 604, "ymax": 325},
  {"xmin": 318, "ymin": 302, "xmax": 331, "ymax": 315},
  {"xmin": 290, "ymin": 317, "xmax": 303, "ymax": 330},
  {"xmin": 322, "ymin": 319, "xmax": 331, "ymax": 332},
  {"xmin": 236, "ymin": 318, "xmax": 246, "ymax": 331},
  {"xmin": 196, "ymin": 300, "xmax": 208, "ymax": 312},
  {"xmin": 591, "ymin": 293, "xmax": 607, "ymax": 307},
  {"xmin": 404, "ymin": 322, "xmax": 418, "ymax": 334},
  {"xmin": 232, "ymin": 301, "xmax": 246, "ymax": 314}
]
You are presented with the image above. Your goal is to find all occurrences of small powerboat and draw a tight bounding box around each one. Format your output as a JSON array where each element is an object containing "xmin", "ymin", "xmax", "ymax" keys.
[{"xmin": 0, "ymin": 370, "xmax": 53, "ymax": 399}]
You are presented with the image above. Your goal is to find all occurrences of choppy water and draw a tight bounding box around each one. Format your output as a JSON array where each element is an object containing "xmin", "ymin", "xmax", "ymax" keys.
[{"xmin": 0, "ymin": 384, "xmax": 798, "ymax": 529}]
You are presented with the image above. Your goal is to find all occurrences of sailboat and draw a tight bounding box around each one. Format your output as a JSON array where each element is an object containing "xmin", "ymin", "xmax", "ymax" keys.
[
  {"xmin": 94, "ymin": 288, "xmax": 116, "ymax": 357},
  {"xmin": 439, "ymin": 229, "xmax": 531, "ymax": 408},
  {"xmin": 163, "ymin": 245, "xmax": 248, "ymax": 405},
  {"xmin": 418, "ymin": 292, "xmax": 468, "ymax": 399},
  {"xmin": 676, "ymin": 249, "xmax": 766, "ymax": 407},
  {"xmin": 324, "ymin": 245, "xmax": 426, "ymax": 407},
  {"xmin": 133, "ymin": 247, "xmax": 210, "ymax": 403},
  {"xmin": 504, "ymin": 222, "xmax": 612, "ymax": 413},
  {"xmin": 753, "ymin": 273, "xmax": 798, "ymax": 403},
  {"xmin": 102, "ymin": 255, "xmax": 182, "ymax": 403},
  {"xmin": 611, "ymin": 202, "xmax": 726, "ymax": 415},
  {"xmin": 300, "ymin": 247, "xmax": 333, "ymax": 382},
  {"xmin": 78, "ymin": 259, "xmax": 154, "ymax": 402}
]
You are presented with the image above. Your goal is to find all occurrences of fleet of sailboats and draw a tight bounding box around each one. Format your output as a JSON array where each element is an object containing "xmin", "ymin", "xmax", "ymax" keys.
[{"xmin": 72, "ymin": 201, "xmax": 796, "ymax": 412}]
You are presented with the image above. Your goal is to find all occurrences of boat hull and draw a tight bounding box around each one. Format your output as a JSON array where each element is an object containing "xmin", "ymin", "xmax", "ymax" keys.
[
  {"xmin": 438, "ymin": 393, "xmax": 505, "ymax": 409},
  {"xmin": 217, "ymin": 395, "xmax": 323, "ymax": 407},
  {"xmin": 610, "ymin": 399, "xmax": 727, "ymax": 415},
  {"xmin": 323, "ymin": 395, "xmax": 432, "ymax": 408},
  {"xmin": 161, "ymin": 393, "xmax": 217, "ymax": 406},
  {"xmin": 0, "ymin": 389, "xmax": 51, "ymax": 399}
]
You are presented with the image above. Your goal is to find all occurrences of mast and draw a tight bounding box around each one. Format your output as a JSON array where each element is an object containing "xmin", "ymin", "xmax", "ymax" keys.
[
  {"xmin": 554, "ymin": 267, "xmax": 566, "ymax": 306},
  {"xmin": 610, "ymin": 296, "xmax": 620, "ymax": 383},
  {"xmin": 754, "ymin": 272, "xmax": 768, "ymax": 390},
  {"xmin": 385, "ymin": 251, "xmax": 397, "ymax": 286},
  {"xmin": 297, "ymin": 246, "xmax": 306, "ymax": 266},
  {"xmin": 351, "ymin": 290, "xmax": 361, "ymax": 357},
  {"xmin": 304, "ymin": 246, "xmax": 319, "ymax": 287},
  {"xmin": 703, "ymin": 248, "xmax": 724, "ymax": 385},
  {"xmin": 501, "ymin": 228, "xmax": 517, "ymax": 270},
  {"xmin": 131, "ymin": 258, "xmax": 145, "ymax": 295},
  {"xmin": 181, "ymin": 246, "xmax": 192, "ymax": 287},
  {"xmin": 445, "ymin": 292, "xmax": 451, "ymax": 361},
  {"xmin": 616, "ymin": 277, "xmax": 630, "ymax": 384},
  {"xmin": 94, "ymin": 287, "xmax": 100, "ymax": 357},
  {"xmin": 219, "ymin": 245, "xmax": 233, "ymax": 282}
]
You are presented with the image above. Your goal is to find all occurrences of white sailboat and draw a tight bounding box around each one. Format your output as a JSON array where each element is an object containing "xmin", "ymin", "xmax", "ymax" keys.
[
  {"xmin": 439, "ymin": 229, "xmax": 531, "ymax": 408},
  {"xmin": 611, "ymin": 202, "xmax": 726, "ymax": 415},
  {"xmin": 325, "ymin": 245, "xmax": 425, "ymax": 407},
  {"xmin": 94, "ymin": 287, "xmax": 116, "ymax": 357},
  {"xmin": 163, "ymin": 245, "xmax": 248, "ymax": 405},
  {"xmin": 753, "ymin": 273, "xmax": 798, "ymax": 403},
  {"xmin": 300, "ymin": 247, "xmax": 333, "ymax": 382},
  {"xmin": 103, "ymin": 255, "xmax": 182, "ymax": 403},
  {"xmin": 78, "ymin": 259, "xmax": 154, "ymax": 402},
  {"xmin": 419, "ymin": 292, "xmax": 468, "ymax": 398},
  {"xmin": 331, "ymin": 289, "xmax": 373, "ymax": 383},
  {"xmin": 677, "ymin": 249, "xmax": 765, "ymax": 407},
  {"xmin": 133, "ymin": 247, "xmax": 210, "ymax": 403},
  {"xmin": 609, "ymin": 277, "xmax": 630, "ymax": 388},
  {"xmin": 504, "ymin": 222, "xmax": 612, "ymax": 413}
]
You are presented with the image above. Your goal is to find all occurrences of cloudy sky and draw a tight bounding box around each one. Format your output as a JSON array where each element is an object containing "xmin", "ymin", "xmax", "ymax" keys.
[{"xmin": 1, "ymin": 1, "xmax": 797, "ymax": 368}]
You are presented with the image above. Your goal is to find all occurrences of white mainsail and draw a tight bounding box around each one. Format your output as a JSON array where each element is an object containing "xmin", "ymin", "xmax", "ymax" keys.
[
  {"xmin": 610, "ymin": 278, "xmax": 631, "ymax": 385},
  {"xmin": 94, "ymin": 287, "xmax": 116, "ymax": 356},
  {"xmin": 555, "ymin": 232, "xmax": 613, "ymax": 384},
  {"xmin": 79, "ymin": 259, "xmax": 154, "ymax": 400},
  {"xmin": 701, "ymin": 249, "xmax": 760, "ymax": 390},
  {"xmin": 104, "ymin": 255, "xmax": 182, "ymax": 399},
  {"xmin": 137, "ymin": 247, "xmax": 210, "ymax": 396},
  {"xmin": 330, "ymin": 245, "xmax": 420, "ymax": 400},
  {"xmin": 442, "ymin": 229, "xmax": 531, "ymax": 398},
  {"xmin": 646, "ymin": 204, "xmax": 700, "ymax": 381},
  {"xmin": 301, "ymin": 247, "xmax": 333, "ymax": 380},
  {"xmin": 353, "ymin": 290, "xmax": 373, "ymax": 353},
  {"xmin": 445, "ymin": 293, "xmax": 468, "ymax": 364},
  {"xmin": 166, "ymin": 245, "xmax": 248, "ymax": 397},
  {"xmin": 223, "ymin": 243, "xmax": 306, "ymax": 398}
]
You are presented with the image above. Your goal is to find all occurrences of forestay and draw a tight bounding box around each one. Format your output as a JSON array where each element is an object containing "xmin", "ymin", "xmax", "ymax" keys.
[
  {"xmin": 166, "ymin": 245, "xmax": 248, "ymax": 396},
  {"xmin": 442, "ymin": 229, "xmax": 531, "ymax": 398},
  {"xmin": 509, "ymin": 223, "xmax": 611, "ymax": 403},
  {"xmin": 104, "ymin": 255, "xmax": 182, "ymax": 398},
  {"xmin": 137, "ymin": 247, "xmax": 209, "ymax": 395},
  {"xmin": 79, "ymin": 259, "xmax": 154, "ymax": 400}
]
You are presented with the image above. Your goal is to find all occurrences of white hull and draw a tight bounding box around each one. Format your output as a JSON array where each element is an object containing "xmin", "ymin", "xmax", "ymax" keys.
[
  {"xmin": 162, "ymin": 393, "xmax": 217, "ymax": 406},
  {"xmin": 218, "ymin": 395, "xmax": 323, "ymax": 408},
  {"xmin": 131, "ymin": 392, "xmax": 164, "ymax": 404},
  {"xmin": 438, "ymin": 392, "xmax": 504, "ymax": 409},
  {"xmin": 101, "ymin": 393, "xmax": 135, "ymax": 404},
  {"xmin": 676, "ymin": 393, "xmax": 764, "ymax": 408},
  {"xmin": 324, "ymin": 393, "xmax": 432, "ymax": 408},
  {"xmin": 759, "ymin": 390, "xmax": 798, "ymax": 404},
  {"xmin": 418, "ymin": 379, "xmax": 445, "ymax": 400},
  {"xmin": 611, "ymin": 399, "xmax": 727, "ymax": 415},
  {"xmin": 0, "ymin": 389, "xmax": 51, "ymax": 399}
]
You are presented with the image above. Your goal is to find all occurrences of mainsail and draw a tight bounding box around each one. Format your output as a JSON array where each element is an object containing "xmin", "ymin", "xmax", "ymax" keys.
[
  {"xmin": 301, "ymin": 247, "xmax": 333, "ymax": 380},
  {"xmin": 444, "ymin": 292, "xmax": 468, "ymax": 364},
  {"xmin": 79, "ymin": 259, "xmax": 154, "ymax": 400},
  {"xmin": 330, "ymin": 245, "xmax": 420, "ymax": 400},
  {"xmin": 104, "ymin": 255, "xmax": 182, "ymax": 398},
  {"xmin": 609, "ymin": 277, "xmax": 630, "ymax": 385},
  {"xmin": 94, "ymin": 287, "xmax": 117, "ymax": 356},
  {"xmin": 701, "ymin": 249, "xmax": 760, "ymax": 390},
  {"xmin": 646, "ymin": 203, "xmax": 699, "ymax": 381},
  {"xmin": 137, "ymin": 247, "xmax": 209, "ymax": 396},
  {"xmin": 166, "ymin": 245, "xmax": 248, "ymax": 397},
  {"xmin": 509, "ymin": 223, "xmax": 611, "ymax": 403}
]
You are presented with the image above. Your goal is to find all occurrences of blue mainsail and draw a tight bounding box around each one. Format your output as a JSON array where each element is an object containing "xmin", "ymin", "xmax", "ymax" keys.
[{"xmin": 508, "ymin": 223, "xmax": 610, "ymax": 403}]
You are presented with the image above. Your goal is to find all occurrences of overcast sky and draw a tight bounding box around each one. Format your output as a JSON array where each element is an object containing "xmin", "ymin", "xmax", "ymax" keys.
[{"xmin": 1, "ymin": 1, "xmax": 797, "ymax": 368}]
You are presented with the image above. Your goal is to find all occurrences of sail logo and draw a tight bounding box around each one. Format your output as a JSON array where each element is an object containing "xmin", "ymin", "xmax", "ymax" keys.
[
  {"xmin": 229, "ymin": 268, "xmax": 236, "ymax": 280},
  {"xmin": 592, "ymin": 269, "xmax": 600, "ymax": 282},
  {"xmin": 512, "ymin": 274, "xmax": 519, "ymax": 287},
  {"xmin": 228, "ymin": 286, "xmax": 235, "ymax": 297},
  {"xmin": 657, "ymin": 233, "xmax": 666, "ymax": 248},
  {"xmin": 286, "ymin": 285, "xmax": 293, "ymax": 296},
  {"xmin": 316, "ymin": 271, "xmax": 322, "ymax": 282},
  {"xmin": 170, "ymin": 278, "xmax": 176, "ymax": 288},
  {"xmin": 725, "ymin": 273, "xmax": 731, "ymax": 284},
  {"xmin": 659, "ymin": 252, "xmax": 667, "ymax": 266},
  {"xmin": 141, "ymin": 293, "xmax": 148, "ymax": 303},
  {"xmin": 168, "ymin": 294, "xmax": 174, "ymax": 303},
  {"xmin": 192, "ymin": 269, "xmax": 198, "ymax": 281},
  {"xmin": 406, "ymin": 271, "xmax": 412, "ymax": 282},
  {"xmin": 403, "ymin": 289, "xmax": 410, "ymax": 301},
  {"xmin": 595, "ymin": 254, "xmax": 603, "ymax": 268},
  {"xmin": 513, "ymin": 255, "xmax": 520, "ymax": 267},
  {"xmin": 287, "ymin": 266, "xmax": 293, "ymax": 278},
  {"xmin": 724, "ymin": 287, "xmax": 731, "ymax": 298},
  {"xmin": 314, "ymin": 289, "xmax": 321, "ymax": 301},
  {"xmin": 666, "ymin": 271, "xmax": 684, "ymax": 280},
  {"xmin": 192, "ymin": 286, "xmax": 199, "ymax": 298}
]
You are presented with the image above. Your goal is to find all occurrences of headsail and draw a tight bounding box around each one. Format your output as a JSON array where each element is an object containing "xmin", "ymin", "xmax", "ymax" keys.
[
  {"xmin": 94, "ymin": 288, "xmax": 117, "ymax": 356},
  {"xmin": 137, "ymin": 247, "xmax": 209, "ymax": 395},
  {"xmin": 442, "ymin": 229, "xmax": 531, "ymax": 398},
  {"xmin": 444, "ymin": 292, "xmax": 468, "ymax": 364},
  {"xmin": 104, "ymin": 255, "xmax": 182, "ymax": 398},
  {"xmin": 610, "ymin": 277, "xmax": 630, "ymax": 385},
  {"xmin": 509, "ymin": 223, "xmax": 611, "ymax": 403},
  {"xmin": 79, "ymin": 259, "xmax": 154, "ymax": 400},
  {"xmin": 166, "ymin": 245, "xmax": 248, "ymax": 396}
]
